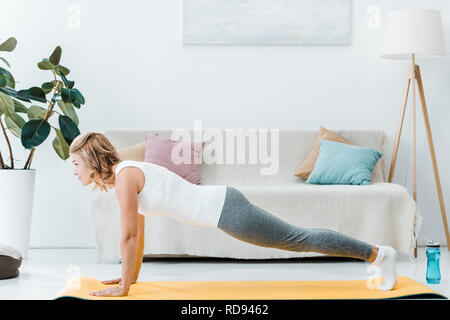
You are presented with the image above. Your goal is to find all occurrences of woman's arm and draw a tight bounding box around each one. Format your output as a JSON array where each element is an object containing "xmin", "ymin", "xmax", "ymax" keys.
[
  {"xmin": 89, "ymin": 167, "xmax": 142, "ymax": 297},
  {"xmin": 115, "ymin": 172, "xmax": 139, "ymax": 293},
  {"xmin": 120, "ymin": 235, "xmax": 137, "ymax": 294},
  {"xmin": 101, "ymin": 214, "xmax": 145, "ymax": 286},
  {"xmin": 115, "ymin": 168, "xmax": 141, "ymax": 294},
  {"xmin": 133, "ymin": 213, "xmax": 145, "ymax": 283}
]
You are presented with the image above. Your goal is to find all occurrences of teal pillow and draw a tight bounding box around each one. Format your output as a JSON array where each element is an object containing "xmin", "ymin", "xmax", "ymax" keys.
[{"xmin": 305, "ymin": 140, "xmax": 382, "ymax": 185}]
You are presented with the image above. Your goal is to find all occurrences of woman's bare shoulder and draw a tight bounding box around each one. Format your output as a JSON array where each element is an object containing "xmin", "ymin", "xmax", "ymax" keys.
[{"xmin": 115, "ymin": 166, "xmax": 145, "ymax": 193}]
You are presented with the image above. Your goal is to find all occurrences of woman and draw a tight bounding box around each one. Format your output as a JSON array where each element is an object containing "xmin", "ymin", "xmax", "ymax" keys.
[{"xmin": 70, "ymin": 132, "xmax": 398, "ymax": 297}]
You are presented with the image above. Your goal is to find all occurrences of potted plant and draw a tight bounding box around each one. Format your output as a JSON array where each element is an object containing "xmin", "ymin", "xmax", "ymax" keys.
[{"xmin": 0, "ymin": 37, "xmax": 85, "ymax": 258}]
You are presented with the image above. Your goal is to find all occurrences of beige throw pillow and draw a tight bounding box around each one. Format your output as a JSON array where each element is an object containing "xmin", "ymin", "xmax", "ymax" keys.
[
  {"xmin": 118, "ymin": 141, "xmax": 146, "ymax": 161},
  {"xmin": 294, "ymin": 126, "xmax": 353, "ymax": 180}
]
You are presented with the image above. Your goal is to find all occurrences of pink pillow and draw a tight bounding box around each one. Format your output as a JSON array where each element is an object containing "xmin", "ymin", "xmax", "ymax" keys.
[{"xmin": 144, "ymin": 133, "xmax": 205, "ymax": 185}]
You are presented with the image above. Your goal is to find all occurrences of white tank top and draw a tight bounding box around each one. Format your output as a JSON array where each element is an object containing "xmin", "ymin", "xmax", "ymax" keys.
[{"xmin": 114, "ymin": 160, "xmax": 227, "ymax": 228}]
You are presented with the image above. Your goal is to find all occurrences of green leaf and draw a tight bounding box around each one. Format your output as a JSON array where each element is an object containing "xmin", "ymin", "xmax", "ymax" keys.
[
  {"xmin": 5, "ymin": 116, "xmax": 22, "ymax": 138},
  {"xmin": 16, "ymin": 89, "xmax": 31, "ymax": 102},
  {"xmin": 0, "ymin": 67, "xmax": 15, "ymax": 88},
  {"xmin": 41, "ymin": 82, "xmax": 54, "ymax": 94},
  {"xmin": 60, "ymin": 88, "xmax": 69, "ymax": 103},
  {"xmin": 17, "ymin": 87, "xmax": 47, "ymax": 103},
  {"xmin": 0, "ymin": 57, "xmax": 11, "ymax": 68},
  {"xmin": 55, "ymin": 64, "xmax": 70, "ymax": 76},
  {"xmin": 5, "ymin": 112, "xmax": 26, "ymax": 138},
  {"xmin": 29, "ymin": 87, "xmax": 47, "ymax": 102},
  {"xmin": 57, "ymin": 100, "xmax": 79, "ymax": 125},
  {"xmin": 5, "ymin": 116, "xmax": 21, "ymax": 138},
  {"xmin": 60, "ymin": 87, "xmax": 84, "ymax": 107},
  {"xmin": 37, "ymin": 58, "xmax": 55, "ymax": 70},
  {"xmin": 13, "ymin": 99, "xmax": 28, "ymax": 113},
  {"xmin": 0, "ymin": 74, "xmax": 6, "ymax": 87},
  {"xmin": 52, "ymin": 127, "xmax": 70, "ymax": 160},
  {"xmin": 59, "ymin": 71, "xmax": 74, "ymax": 89},
  {"xmin": 27, "ymin": 105, "xmax": 53, "ymax": 120},
  {"xmin": 71, "ymin": 88, "xmax": 85, "ymax": 105},
  {"xmin": 0, "ymin": 37, "xmax": 17, "ymax": 52},
  {"xmin": 21, "ymin": 119, "xmax": 51, "ymax": 149},
  {"xmin": 49, "ymin": 46, "xmax": 62, "ymax": 65},
  {"xmin": 0, "ymin": 86, "xmax": 17, "ymax": 97},
  {"xmin": 7, "ymin": 112, "xmax": 25, "ymax": 128},
  {"xmin": 0, "ymin": 91, "xmax": 15, "ymax": 115},
  {"xmin": 58, "ymin": 115, "xmax": 80, "ymax": 146}
]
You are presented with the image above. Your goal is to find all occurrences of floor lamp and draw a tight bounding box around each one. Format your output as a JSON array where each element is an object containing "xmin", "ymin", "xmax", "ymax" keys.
[{"xmin": 381, "ymin": 9, "xmax": 450, "ymax": 257}]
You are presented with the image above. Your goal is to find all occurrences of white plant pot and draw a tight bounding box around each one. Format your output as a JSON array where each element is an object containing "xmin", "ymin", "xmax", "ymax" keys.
[{"xmin": 0, "ymin": 169, "xmax": 36, "ymax": 259}]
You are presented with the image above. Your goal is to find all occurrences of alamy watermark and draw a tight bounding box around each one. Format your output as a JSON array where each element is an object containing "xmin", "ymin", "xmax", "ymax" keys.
[
  {"xmin": 66, "ymin": 4, "xmax": 81, "ymax": 30},
  {"xmin": 168, "ymin": 120, "xmax": 280, "ymax": 176}
]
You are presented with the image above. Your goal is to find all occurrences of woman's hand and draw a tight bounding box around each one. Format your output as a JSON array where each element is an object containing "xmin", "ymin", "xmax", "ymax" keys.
[
  {"xmin": 102, "ymin": 277, "xmax": 123, "ymax": 285},
  {"xmin": 89, "ymin": 286, "xmax": 128, "ymax": 297},
  {"xmin": 101, "ymin": 277, "xmax": 136, "ymax": 286},
  {"xmin": 90, "ymin": 277, "xmax": 136, "ymax": 297}
]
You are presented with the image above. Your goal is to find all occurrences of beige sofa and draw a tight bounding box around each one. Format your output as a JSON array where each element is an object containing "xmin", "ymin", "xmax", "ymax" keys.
[{"xmin": 89, "ymin": 129, "xmax": 422, "ymax": 263}]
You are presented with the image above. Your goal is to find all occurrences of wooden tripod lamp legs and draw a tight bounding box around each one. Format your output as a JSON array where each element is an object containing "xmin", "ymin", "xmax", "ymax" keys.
[
  {"xmin": 388, "ymin": 64, "xmax": 450, "ymax": 258},
  {"xmin": 388, "ymin": 66, "xmax": 412, "ymax": 184},
  {"xmin": 415, "ymin": 66, "xmax": 450, "ymax": 252}
]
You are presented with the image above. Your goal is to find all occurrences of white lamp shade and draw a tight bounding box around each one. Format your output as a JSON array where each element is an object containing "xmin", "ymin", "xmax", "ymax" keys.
[{"xmin": 381, "ymin": 9, "xmax": 447, "ymax": 60}]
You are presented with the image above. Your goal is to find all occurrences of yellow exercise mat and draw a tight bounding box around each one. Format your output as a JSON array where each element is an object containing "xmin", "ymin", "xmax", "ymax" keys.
[{"xmin": 53, "ymin": 275, "xmax": 447, "ymax": 300}]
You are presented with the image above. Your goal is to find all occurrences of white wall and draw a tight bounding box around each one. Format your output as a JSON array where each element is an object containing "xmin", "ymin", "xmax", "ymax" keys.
[{"xmin": 1, "ymin": 0, "xmax": 449, "ymax": 248}]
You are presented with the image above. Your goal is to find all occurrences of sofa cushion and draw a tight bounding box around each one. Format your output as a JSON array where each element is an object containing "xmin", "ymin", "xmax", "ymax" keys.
[
  {"xmin": 0, "ymin": 244, "xmax": 22, "ymax": 280},
  {"xmin": 118, "ymin": 141, "xmax": 145, "ymax": 161},
  {"xmin": 294, "ymin": 126, "xmax": 353, "ymax": 180},
  {"xmin": 305, "ymin": 140, "xmax": 383, "ymax": 185},
  {"xmin": 144, "ymin": 133, "xmax": 205, "ymax": 185}
]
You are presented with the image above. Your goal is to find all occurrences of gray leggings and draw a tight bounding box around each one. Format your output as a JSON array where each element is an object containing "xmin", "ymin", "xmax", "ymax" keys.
[{"xmin": 217, "ymin": 186, "xmax": 373, "ymax": 261}]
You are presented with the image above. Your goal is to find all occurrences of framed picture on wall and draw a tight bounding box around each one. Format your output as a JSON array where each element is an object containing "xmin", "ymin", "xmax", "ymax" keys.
[{"xmin": 183, "ymin": 0, "xmax": 351, "ymax": 45}]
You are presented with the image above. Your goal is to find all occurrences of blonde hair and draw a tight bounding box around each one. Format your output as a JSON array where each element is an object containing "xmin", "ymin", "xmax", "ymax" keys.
[{"xmin": 69, "ymin": 132, "xmax": 121, "ymax": 192}]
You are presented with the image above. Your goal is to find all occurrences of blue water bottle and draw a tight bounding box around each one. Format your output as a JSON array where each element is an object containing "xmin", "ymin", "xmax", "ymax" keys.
[{"xmin": 425, "ymin": 237, "xmax": 441, "ymax": 284}]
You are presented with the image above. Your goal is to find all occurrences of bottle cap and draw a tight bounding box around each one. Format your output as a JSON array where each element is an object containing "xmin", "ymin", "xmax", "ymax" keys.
[{"xmin": 424, "ymin": 237, "xmax": 440, "ymax": 248}]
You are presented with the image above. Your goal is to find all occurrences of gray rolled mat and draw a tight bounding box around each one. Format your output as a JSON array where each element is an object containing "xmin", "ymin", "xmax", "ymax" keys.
[{"xmin": 0, "ymin": 244, "xmax": 22, "ymax": 280}]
